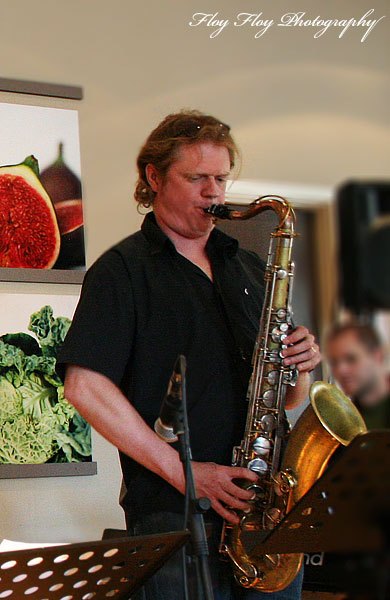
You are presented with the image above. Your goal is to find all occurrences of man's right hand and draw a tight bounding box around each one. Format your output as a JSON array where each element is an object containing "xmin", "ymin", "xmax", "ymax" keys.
[
  {"xmin": 191, "ymin": 461, "xmax": 259, "ymax": 524},
  {"xmin": 64, "ymin": 367, "xmax": 260, "ymax": 526}
]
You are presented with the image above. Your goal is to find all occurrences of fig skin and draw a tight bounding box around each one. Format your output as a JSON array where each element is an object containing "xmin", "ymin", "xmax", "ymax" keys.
[
  {"xmin": 55, "ymin": 199, "xmax": 83, "ymax": 235},
  {"xmin": 41, "ymin": 145, "xmax": 86, "ymax": 269},
  {"xmin": 40, "ymin": 142, "xmax": 82, "ymax": 204},
  {"xmin": 53, "ymin": 199, "xmax": 85, "ymax": 269},
  {"xmin": 0, "ymin": 156, "xmax": 60, "ymax": 269}
]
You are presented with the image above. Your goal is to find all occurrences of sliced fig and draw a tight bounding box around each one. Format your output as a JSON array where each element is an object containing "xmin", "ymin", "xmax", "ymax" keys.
[
  {"xmin": 53, "ymin": 199, "xmax": 85, "ymax": 269},
  {"xmin": 40, "ymin": 142, "xmax": 82, "ymax": 204},
  {"xmin": 55, "ymin": 199, "xmax": 83, "ymax": 235},
  {"xmin": 0, "ymin": 156, "xmax": 60, "ymax": 269}
]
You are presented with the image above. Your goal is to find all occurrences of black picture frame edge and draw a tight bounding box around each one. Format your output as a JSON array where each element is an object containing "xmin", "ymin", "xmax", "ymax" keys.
[
  {"xmin": 0, "ymin": 268, "xmax": 85, "ymax": 284},
  {"xmin": 0, "ymin": 78, "xmax": 83, "ymax": 100},
  {"xmin": 0, "ymin": 462, "xmax": 97, "ymax": 479}
]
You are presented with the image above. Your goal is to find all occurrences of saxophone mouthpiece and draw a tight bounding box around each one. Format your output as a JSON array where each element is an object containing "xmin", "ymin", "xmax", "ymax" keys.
[{"xmin": 203, "ymin": 204, "xmax": 232, "ymax": 219}]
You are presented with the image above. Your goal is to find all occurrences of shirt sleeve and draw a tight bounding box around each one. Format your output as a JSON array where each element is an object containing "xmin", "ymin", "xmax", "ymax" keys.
[{"xmin": 57, "ymin": 250, "xmax": 135, "ymax": 387}]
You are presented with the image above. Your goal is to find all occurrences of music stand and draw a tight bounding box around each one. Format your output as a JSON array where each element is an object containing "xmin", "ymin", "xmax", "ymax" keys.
[
  {"xmin": 0, "ymin": 529, "xmax": 189, "ymax": 599},
  {"xmin": 240, "ymin": 429, "xmax": 390, "ymax": 597},
  {"xmin": 241, "ymin": 429, "xmax": 389, "ymax": 554}
]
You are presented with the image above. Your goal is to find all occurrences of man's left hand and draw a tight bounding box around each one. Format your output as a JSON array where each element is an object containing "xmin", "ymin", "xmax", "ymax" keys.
[{"xmin": 281, "ymin": 325, "xmax": 321, "ymax": 374}]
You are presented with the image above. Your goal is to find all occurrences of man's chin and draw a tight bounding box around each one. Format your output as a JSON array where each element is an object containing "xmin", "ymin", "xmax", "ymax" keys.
[{"xmin": 190, "ymin": 220, "xmax": 215, "ymax": 238}]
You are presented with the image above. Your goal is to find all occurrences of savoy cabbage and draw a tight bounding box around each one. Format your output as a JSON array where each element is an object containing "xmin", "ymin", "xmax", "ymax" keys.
[{"xmin": 0, "ymin": 306, "xmax": 91, "ymax": 464}]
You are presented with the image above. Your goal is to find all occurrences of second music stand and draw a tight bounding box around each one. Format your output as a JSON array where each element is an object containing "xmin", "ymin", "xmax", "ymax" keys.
[
  {"xmin": 241, "ymin": 429, "xmax": 390, "ymax": 555},
  {"xmin": 240, "ymin": 429, "xmax": 390, "ymax": 598}
]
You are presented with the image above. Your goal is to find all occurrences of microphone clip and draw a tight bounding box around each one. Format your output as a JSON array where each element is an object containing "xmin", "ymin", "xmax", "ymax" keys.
[{"xmin": 154, "ymin": 355, "xmax": 186, "ymax": 443}]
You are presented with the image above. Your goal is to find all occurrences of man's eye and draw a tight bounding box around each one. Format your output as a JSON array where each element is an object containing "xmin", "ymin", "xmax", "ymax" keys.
[{"xmin": 346, "ymin": 358, "xmax": 358, "ymax": 365}]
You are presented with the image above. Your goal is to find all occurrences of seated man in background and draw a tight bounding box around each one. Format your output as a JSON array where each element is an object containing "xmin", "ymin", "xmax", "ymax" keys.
[{"xmin": 325, "ymin": 321, "xmax": 390, "ymax": 429}]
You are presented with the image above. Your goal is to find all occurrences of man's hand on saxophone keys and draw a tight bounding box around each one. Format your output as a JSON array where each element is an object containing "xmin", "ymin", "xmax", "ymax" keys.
[
  {"xmin": 191, "ymin": 461, "xmax": 259, "ymax": 524},
  {"xmin": 281, "ymin": 325, "xmax": 321, "ymax": 372},
  {"xmin": 280, "ymin": 325, "xmax": 322, "ymax": 409}
]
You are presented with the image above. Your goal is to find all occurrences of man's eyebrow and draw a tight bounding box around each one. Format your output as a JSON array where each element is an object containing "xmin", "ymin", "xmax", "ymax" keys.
[{"xmin": 184, "ymin": 170, "xmax": 231, "ymax": 176}]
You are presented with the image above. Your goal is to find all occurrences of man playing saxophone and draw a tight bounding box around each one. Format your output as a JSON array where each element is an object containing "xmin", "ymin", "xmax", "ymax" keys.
[{"xmin": 58, "ymin": 110, "xmax": 321, "ymax": 599}]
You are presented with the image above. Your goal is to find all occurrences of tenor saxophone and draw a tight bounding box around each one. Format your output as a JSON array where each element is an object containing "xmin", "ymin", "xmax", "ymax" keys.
[{"xmin": 204, "ymin": 196, "xmax": 367, "ymax": 591}]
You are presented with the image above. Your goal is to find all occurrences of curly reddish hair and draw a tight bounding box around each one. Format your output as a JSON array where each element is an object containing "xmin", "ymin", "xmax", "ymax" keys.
[{"xmin": 134, "ymin": 110, "xmax": 240, "ymax": 209}]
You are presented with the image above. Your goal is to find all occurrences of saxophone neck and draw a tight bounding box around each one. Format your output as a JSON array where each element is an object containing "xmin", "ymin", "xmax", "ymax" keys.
[{"xmin": 204, "ymin": 195, "xmax": 297, "ymax": 237}]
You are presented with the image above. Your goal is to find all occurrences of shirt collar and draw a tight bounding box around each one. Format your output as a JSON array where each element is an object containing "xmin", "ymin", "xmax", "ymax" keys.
[
  {"xmin": 207, "ymin": 226, "xmax": 239, "ymax": 258},
  {"xmin": 141, "ymin": 210, "xmax": 239, "ymax": 258},
  {"xmin": 141, "ymin": 211, "xmax": 174, "ymax": 255}
]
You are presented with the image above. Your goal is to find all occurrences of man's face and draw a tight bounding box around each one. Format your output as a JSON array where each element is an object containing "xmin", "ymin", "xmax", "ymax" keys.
[
  {"xmin": 147, "ymin": 142, "xmax": 231, "ymax": 241},
  {"xmin": 326, "ymin": 331, "xmax": 381, "ymax": 399}
]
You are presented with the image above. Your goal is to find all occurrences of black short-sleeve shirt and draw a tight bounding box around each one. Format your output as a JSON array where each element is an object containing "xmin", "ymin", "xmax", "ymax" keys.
[{"xmin": 58, "ymin": 212, "xmax": 266, "ymax": 522}]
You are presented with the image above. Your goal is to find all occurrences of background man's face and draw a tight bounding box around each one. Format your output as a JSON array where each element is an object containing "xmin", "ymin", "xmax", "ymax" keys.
[{"xmin": 326, "ymin": 330, "xmax": 381, "ymax": 399}]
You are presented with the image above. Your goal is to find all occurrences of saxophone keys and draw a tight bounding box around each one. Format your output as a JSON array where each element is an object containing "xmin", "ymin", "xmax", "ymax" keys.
[
  {"xmin": 271, "ymin": 330, "xmax": 288, "ymax": 344},
  {"xmin": 267, "ymin": 370, "xmax": 279, "ymax": 385},
  {"xmin": 247, "ymin": 457, "xmax": 268, "ymax": 477},
  {"xmin": 260, "ymin": 414, "xmax": 276, "ymax": 433},
  {"xmin": 264, "ymin": 508, "xmax": 282, "ymax": 529},
  {"xmin": 275, "ymin": 308, "xmax": 287, "ymax": 320},
  {"xmin": 274, "ymin": 469, "xmax": 298, "ymax": 496},
  {"xmin": 252, "ymin": 435, "xmax": 271, "ymax": 456},
  {"xmin": 262, "ymin": 389, "xmax": 276, "ymax": 408},
  {"xmin": 276, "ymin": 268, "xmax": 287, "ymax": 279},
  {"xmin": 246, "ymin": 483, "xmax": 266, "ymax": 502},
  {"xmin": 282, "ymin": 368, "xmax": 298, "ymax": 385}
]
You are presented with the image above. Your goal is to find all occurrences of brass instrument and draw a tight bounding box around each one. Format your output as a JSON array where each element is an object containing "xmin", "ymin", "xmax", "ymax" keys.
[{"xmin": 204, "ymin": 197, "xmax": 367, "ymax": 591}]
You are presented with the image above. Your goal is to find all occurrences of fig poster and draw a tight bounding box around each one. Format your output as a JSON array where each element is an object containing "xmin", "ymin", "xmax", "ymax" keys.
[
  {"xmin": 0, "ymin": 292, "xmax": 94, "ymax": 477},
  {"xmin": 0, "ymin": 102, "xmax": 85, "ymax": 273}
]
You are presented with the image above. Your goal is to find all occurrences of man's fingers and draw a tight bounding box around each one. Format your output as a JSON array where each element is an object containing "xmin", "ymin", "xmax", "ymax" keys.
[
  {"xmin": 191, "ymin": 462, "xmax": 259, "ymax": 521},
  {"xmin": 219, "ymin": 488, "xmax": 254, "ymax": 511},
  {"xmin": 282, "ymin": 325, "xmax": 307, "ymax": 344},
  {"xmin": 229, "ymin": 466, "xmax": 258, "ymax": 483},
  {"xmin": 223, "ymin": 479, "xmax": 257, "ymax": 502},
  {"xmin": 281, "ymin": 324, "xmax": 321, "ymax": 373},
  {"xmin": 212, "ymin": 499, "xmax": 241, "ymax": 524}
]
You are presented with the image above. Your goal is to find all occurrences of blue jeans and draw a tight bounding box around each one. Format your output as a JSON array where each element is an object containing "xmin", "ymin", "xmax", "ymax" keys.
[{"xmin": 126, "ymin": 512, "xmax": 303, "ymax": 600}]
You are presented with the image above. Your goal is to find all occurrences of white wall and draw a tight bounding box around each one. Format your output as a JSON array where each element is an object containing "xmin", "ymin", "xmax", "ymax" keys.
[
  {"xmin": 0, "ymin": 281, "xmax": 125, "ymax": 544},
  {"xmin": 0, "ymin": 0, "xmax": 388, "ymax": 543}
]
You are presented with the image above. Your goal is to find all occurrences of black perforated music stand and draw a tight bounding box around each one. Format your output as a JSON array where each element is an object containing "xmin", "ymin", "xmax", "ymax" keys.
[
  {"xmin": 240, "ymin": 430, "xmax": 390, "ymax": 598},
  {"xmin": 0, "ymin": 530, "xmax": 189, "ymax": 599},
  {"xmin": 241, "ymin": 429, "xmax": 390, "ymax": 555}
]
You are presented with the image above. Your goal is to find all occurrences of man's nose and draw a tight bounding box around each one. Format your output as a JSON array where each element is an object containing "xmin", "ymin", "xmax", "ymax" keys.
[{"xmin": 202, "ymin": 177, "xmax": 221, "ymax": 197}]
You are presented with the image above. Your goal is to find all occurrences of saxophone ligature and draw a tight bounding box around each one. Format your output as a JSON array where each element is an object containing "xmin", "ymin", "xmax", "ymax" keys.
[{"xmin": 204, "ymin": 196, "xmax": 367, "ymax": 592}]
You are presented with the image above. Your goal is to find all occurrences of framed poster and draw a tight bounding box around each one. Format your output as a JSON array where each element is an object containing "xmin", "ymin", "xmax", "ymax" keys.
[
  {"xmin": 0, "ymin": 292, "xmax": 96, "ymax": 478},
  {"xmin": 0, "ymin": 100, "xmax": 85, "ymax": 284}
]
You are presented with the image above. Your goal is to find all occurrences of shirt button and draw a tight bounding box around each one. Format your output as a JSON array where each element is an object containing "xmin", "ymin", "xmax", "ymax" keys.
[{"xmin": 239, "ymin": 348, "xmax": 248, "ymax": 361}]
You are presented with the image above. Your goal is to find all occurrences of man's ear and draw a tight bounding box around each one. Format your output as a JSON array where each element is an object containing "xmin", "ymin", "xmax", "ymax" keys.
[{"xmin": 145, "ymin": 164, "xmax": 161, "ymax": 193}]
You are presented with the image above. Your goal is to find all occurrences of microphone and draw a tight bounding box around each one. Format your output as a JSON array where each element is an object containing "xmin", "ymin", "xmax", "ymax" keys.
[{"xmin": 154, "ymin": 355, "xmax": 186, "ymax": 443}]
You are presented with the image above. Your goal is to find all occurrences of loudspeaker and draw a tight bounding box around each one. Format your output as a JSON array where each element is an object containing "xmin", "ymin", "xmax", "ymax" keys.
[{"xmin": 337, "ymin": 181, "xmax": 390, "ymax": 312}]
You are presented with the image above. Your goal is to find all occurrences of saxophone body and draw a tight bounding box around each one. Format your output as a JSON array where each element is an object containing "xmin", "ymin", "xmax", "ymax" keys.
[{"xmin": 205, "ymin": 197, "xmax": 367, "ymax": 591}]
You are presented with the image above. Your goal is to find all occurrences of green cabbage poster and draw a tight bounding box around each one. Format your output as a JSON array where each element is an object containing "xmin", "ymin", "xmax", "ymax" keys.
[{"xmin": 0, "ymin": 295, "xmax": 91, "ymax": 464}]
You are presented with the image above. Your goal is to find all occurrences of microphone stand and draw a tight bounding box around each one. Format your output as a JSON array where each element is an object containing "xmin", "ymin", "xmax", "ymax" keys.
[{"xmin": 171, "ymin": 355, "xmax": 215, "ymax": 600}]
